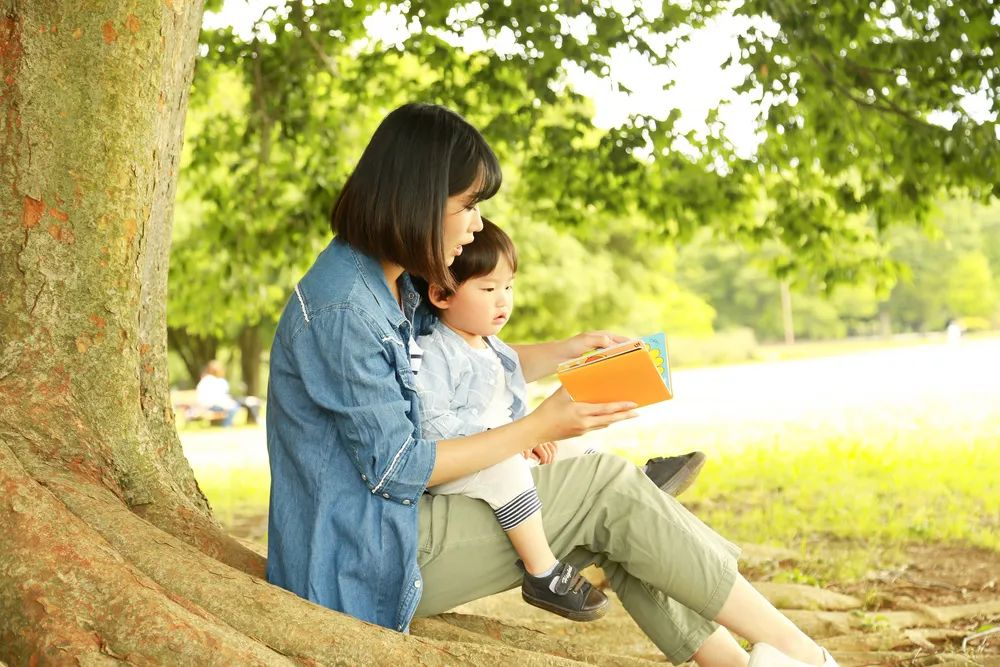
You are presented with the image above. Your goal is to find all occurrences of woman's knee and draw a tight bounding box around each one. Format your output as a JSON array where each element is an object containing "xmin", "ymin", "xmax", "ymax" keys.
[{"xmin": 589, "ymin": 452, "xmax": 647, "ymax": 490}]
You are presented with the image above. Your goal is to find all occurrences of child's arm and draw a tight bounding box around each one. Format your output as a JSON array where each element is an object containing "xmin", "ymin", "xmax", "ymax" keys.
[
  {"xmin": 510, "ymin": 331, "xmax": 630, "ymax": 383},
  {"xmin": 428, "ymin": 388, "xmax": 636, "ymax": 486}
]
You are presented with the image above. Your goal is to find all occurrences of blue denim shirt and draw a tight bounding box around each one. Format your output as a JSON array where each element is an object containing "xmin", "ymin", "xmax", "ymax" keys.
[
  {"xmin": 414, "ymin": 321, "xmax": 527, "ymax": 440},
  {"xmin": 266, "ymin": 238, "xmax": 436, "ymax": 632}
]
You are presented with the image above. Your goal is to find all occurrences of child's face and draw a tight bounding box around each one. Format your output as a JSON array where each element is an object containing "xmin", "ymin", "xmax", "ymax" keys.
[{"xmin": 435, "ymin": 258, "xmax": 515, "ymax": 340}]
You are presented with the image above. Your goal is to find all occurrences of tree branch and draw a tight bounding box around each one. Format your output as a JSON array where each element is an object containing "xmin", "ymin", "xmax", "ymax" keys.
[{"xmin": 809, "ymin": 53, "xmax": 943, "ymax": 131}]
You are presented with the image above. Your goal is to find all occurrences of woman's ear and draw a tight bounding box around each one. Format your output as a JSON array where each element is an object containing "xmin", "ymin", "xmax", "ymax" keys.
[{"xmin": 428, "ymin": 284, "xmax": 452, "ymax": 310}]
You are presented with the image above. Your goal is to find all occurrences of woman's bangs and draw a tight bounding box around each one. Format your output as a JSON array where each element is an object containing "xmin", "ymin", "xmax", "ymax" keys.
[
  {"xmin": 473, "ymin": 146, "xmax": 502, "ymax": 202},
  {"xmin": 450, "ymin": 132, "xmax": 502, "ymax": 203}
]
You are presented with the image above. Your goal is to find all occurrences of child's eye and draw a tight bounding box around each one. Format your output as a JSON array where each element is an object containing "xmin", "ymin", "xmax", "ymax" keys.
[
  {"xmin": 482, "ymin": 287, "xmax": 495, "ymax": 292},
  {"xmin": 505, "ymin": 284, "xmax": 513, "ymax": 291}
]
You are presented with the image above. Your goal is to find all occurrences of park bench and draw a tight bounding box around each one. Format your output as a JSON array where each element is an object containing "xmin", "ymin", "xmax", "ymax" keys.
[{"xmin": 170, "ymin": 389, "xmax": 229, "ymax": 425}]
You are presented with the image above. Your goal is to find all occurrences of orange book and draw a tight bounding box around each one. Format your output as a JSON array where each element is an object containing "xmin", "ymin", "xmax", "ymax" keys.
[{"xmin": 556, "ymin": 333, "xmax": 673, "ymax": 407}]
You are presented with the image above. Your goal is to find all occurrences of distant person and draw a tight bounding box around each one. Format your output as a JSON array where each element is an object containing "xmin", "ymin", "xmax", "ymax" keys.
[
  {"xmin": 414, "ymin": 218, "xmax": 706, "ymax": 622},
  {"xmin": 946, "ymin": 319, "xmax": 964, "ymax": 345},
  {"xmin": 196, "ymin": 360, "xmax": 260, "ymax": 427}
]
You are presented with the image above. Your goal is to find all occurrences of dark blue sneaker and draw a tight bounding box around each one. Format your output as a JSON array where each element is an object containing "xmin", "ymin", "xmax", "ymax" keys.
[
  {"xmin": 643, "ymin": 452, "xmax": 706, "ymax": 496},
  {"xmin": 520, "ymin": 561, "xmax": 608, "ymax": 622}
]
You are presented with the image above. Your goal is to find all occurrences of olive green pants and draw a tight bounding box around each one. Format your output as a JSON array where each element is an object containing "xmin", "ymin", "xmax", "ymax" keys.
[{"xmin": 415, "ymin": 453, "xmax": 740, "ymax": 664}]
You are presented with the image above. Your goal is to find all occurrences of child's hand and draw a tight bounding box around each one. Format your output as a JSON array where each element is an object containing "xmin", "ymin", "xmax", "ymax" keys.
[
  {"xmin": 562, "ymin": 331, "xmax": 630, "ymax": 361},
  {"xmin": 529, "ymin": 387, "xmax": 638, "ymax": 442},
  {"xmin": 531, "ymin": 441, "xmax": 558, "ymax": 464}
]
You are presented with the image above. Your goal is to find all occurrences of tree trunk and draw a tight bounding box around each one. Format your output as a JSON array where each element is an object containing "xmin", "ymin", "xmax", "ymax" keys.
[
  {"xmin": 168, "ymin": 325, "xmax": 220, "ymax": 386},
  {"xmin": 239, "ymin": 324, "xmax": 263, "ymax": 401},
  {"xmin": 779, "ymin": 281, "xmax": 795, "ymax": 345},
  {"xmin": 0, "ymin": 5, "xmax": 590, "ymax": 664}
]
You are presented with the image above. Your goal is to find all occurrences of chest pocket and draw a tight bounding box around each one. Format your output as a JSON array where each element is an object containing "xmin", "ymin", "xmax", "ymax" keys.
[{"xmin": 384, "ymin": 335, "xmax": 418, "ymax": 394}]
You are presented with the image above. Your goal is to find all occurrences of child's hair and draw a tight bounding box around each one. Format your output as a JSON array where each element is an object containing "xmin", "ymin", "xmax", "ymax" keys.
[
  {"xmin": 330, "ymin": 103, "xmax": 502, "ymax": 291},
  {"xmin": 418, "ymin": 218, "xmax": 518, "ymax": 314}
]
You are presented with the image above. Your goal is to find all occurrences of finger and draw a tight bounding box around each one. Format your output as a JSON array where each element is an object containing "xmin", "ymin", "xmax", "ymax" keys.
[
  {"xmin": 580, "ymin": 401, "xmax": 639, "ymax": 415},
  {"xmin": 585, "ymin": 411, "xmax": 638, "ymax": 430},
  {"xmin": 588, "ymin": 331, "xmax": 629, "ymax": 346}
]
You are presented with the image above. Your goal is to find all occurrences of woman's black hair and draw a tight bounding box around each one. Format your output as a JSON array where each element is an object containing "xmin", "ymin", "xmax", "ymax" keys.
[
  {"xmin": 418, "ymin": 218, "xmax": 517, "ymax": 315},
  {"xmin": 330, "ymin": 103, "xmax": 502, "ymax": 289}
]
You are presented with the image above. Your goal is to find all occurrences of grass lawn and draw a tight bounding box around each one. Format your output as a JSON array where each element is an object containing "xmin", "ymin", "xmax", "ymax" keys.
[
  {"xmin": 183, "ymin": 339, "xmax": 1000, "ymax": 590},
  {"xmin": 185, "ymin": 418, "xmax": 1000, "ymax": 588}
]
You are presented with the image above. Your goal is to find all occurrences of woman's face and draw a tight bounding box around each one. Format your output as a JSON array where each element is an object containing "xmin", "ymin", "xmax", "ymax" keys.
[{"xmin": 442, "ymin": 184, "xmax": 485, "ymax": 266}]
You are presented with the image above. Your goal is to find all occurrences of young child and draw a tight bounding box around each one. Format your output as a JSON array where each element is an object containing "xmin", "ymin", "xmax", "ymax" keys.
[
  {"xmin": 412, "ymin": 218, "xmax": 706, "ymax": 621},
  {"xmin": 413, "ymin": 218, "xmax": 608, "ymax": 621}
]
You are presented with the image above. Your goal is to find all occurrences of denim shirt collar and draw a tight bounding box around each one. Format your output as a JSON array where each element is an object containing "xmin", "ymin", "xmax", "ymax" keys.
[{"xmin": 343, "ymin": 239, "xmax": 420, "ymax": 329}]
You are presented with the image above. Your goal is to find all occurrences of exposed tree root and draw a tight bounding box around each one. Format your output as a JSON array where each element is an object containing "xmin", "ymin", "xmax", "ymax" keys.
[{"xmin": 0, "ymin": 439, "xmax": 603, "ymax": 665}]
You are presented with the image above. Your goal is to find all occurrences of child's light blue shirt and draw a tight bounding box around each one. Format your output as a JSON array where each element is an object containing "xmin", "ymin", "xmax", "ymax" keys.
[{"xmin": 413, "ymin": 321, "xmax": 527, "ymax": 440}]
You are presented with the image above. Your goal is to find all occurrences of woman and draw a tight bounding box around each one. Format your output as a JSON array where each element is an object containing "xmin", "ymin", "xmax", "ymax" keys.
[{"xmin": 266, "ymin": 103, "xmax": 835, "ymax": 667}]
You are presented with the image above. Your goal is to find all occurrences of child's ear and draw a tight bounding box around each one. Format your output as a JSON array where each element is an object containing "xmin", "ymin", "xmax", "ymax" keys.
[{"xmin": 427, "ymin": 284, "xmax": 452, "ymax": 310}]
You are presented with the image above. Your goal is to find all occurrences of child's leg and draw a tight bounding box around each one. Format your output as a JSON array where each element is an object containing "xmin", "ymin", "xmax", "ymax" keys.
[
  {"xmin": 505, "ymin": 513, "xmax": 557, "ymax": 575},
  {"xmin": 453, "ymin": 455, "xmax": 556, "ymax": 574},
  {"xmin": 457, "ymin": 454, "xmax": 608, "ymax": 621}
]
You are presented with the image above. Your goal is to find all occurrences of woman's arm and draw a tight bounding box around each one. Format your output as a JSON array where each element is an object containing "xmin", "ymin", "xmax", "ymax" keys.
[
  {"xmin": 510, "ymin": 331, "xmax": 631, "ymax": 383},
  {"xmin": 427, "ymin": 387, "xmax": 637, "ymax": 486}
]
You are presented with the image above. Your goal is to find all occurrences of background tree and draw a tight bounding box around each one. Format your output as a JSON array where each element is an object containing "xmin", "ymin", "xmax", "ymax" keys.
[
  {"xmin": 0, "ymin": 3, "xmax": 604, "ymax": 663},
  {"xmin": 169, "ymin": 0, "xmax": 998, "ymax": 381}
]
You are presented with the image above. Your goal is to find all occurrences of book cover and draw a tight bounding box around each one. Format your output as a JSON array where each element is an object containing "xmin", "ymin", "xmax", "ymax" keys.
[{"xmin": 556, "ymin": 332, "xmax": 673, "ymax": 407}]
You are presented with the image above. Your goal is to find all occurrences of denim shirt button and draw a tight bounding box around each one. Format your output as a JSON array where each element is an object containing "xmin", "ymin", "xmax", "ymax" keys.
[
  {"xmin": 361, "ymin": 474, "xmax": 367, "ymax": 481},
  {"xmin": 382, "ymin": 492, "xmax": 390, "ymax": 499},
  {"xmin": 402, "ymin": 499, "xmax": 411, "ymax": 505},
  {"xmin": 414, "ymin": 580, "xmax": 421, "ymax": 588}
]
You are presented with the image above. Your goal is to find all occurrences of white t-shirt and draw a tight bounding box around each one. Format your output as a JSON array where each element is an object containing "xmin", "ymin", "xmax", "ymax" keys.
[
  {"xmin": 472, "ymin": 347, "xmax": 515, "ymax": 429},
  {"xmin": 196, "ymin": 375, "xmax": 236, "ymax": 409}
]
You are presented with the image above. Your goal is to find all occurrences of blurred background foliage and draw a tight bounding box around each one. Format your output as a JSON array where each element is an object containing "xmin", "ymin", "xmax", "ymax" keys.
[{"xmin": 168, "ymin": 1, "xmax": 1000, "ymax": 395}]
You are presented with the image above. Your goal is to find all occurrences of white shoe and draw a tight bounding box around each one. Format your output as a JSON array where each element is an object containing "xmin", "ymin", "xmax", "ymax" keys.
[{"xmin": 748, "ymin": 643, "xmax": 839, "ymax": 667}]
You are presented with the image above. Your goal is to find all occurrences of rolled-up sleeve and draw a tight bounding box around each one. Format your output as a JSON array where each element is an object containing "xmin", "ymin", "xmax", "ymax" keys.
[
  {"xmin": 290, "ymin": 306, "xmax": 435, "ymax": 504},
  {"xmin": 414, "ymin": 344, "xmax": 488, "ymax": 440}
]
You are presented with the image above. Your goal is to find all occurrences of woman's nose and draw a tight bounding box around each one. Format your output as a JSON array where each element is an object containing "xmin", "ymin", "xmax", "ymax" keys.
[{"xmin": 470, "ymin": 214, "xmax": 484, "ymax": 233}]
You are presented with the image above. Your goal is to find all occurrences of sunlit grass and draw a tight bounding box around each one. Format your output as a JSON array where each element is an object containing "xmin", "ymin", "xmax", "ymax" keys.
[
  {"xmin": 599, "ymin": 415, "xmax": 1000, "ymax": 583},
  {"xmin": 195, "ymin": 462, "xmax": 270, "ymax": 527},
  {"xmin": 184, "ymin": 345, "xmax": 1000, "ymax": 587}
]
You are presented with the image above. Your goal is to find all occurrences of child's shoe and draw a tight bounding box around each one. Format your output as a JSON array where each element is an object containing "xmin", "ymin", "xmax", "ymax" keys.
[{"xmin": 520, "ymin": 561, "xmax": 608, "ymax": 622}]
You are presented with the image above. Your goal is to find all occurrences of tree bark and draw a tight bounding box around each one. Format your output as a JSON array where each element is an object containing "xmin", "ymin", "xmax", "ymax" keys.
[
  {"xmin": 239, "ymin": 324, "xmax": 263, "ymax": 401},
  {"xmin": 0, "ymin": 4, "xmax": 598, "ymax": 664}
]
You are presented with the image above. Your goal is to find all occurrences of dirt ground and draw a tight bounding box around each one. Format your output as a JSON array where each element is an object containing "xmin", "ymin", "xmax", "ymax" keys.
[{"xmin": 226, "ymin": 511, "xmax": 997, "ymax": 666}]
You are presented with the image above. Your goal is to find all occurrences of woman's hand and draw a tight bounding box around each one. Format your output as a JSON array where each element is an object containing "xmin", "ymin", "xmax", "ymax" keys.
[
  {"xmin": 528, "ymin": 387, "xmax": 638, "ymax": 442},
  {"xmin": 522, "ymin": 441, "xmax": 558, "ymax": 464},
  {"xmin": 560, "ymin": 331, "xmax": 631, "ymax": 362}
]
